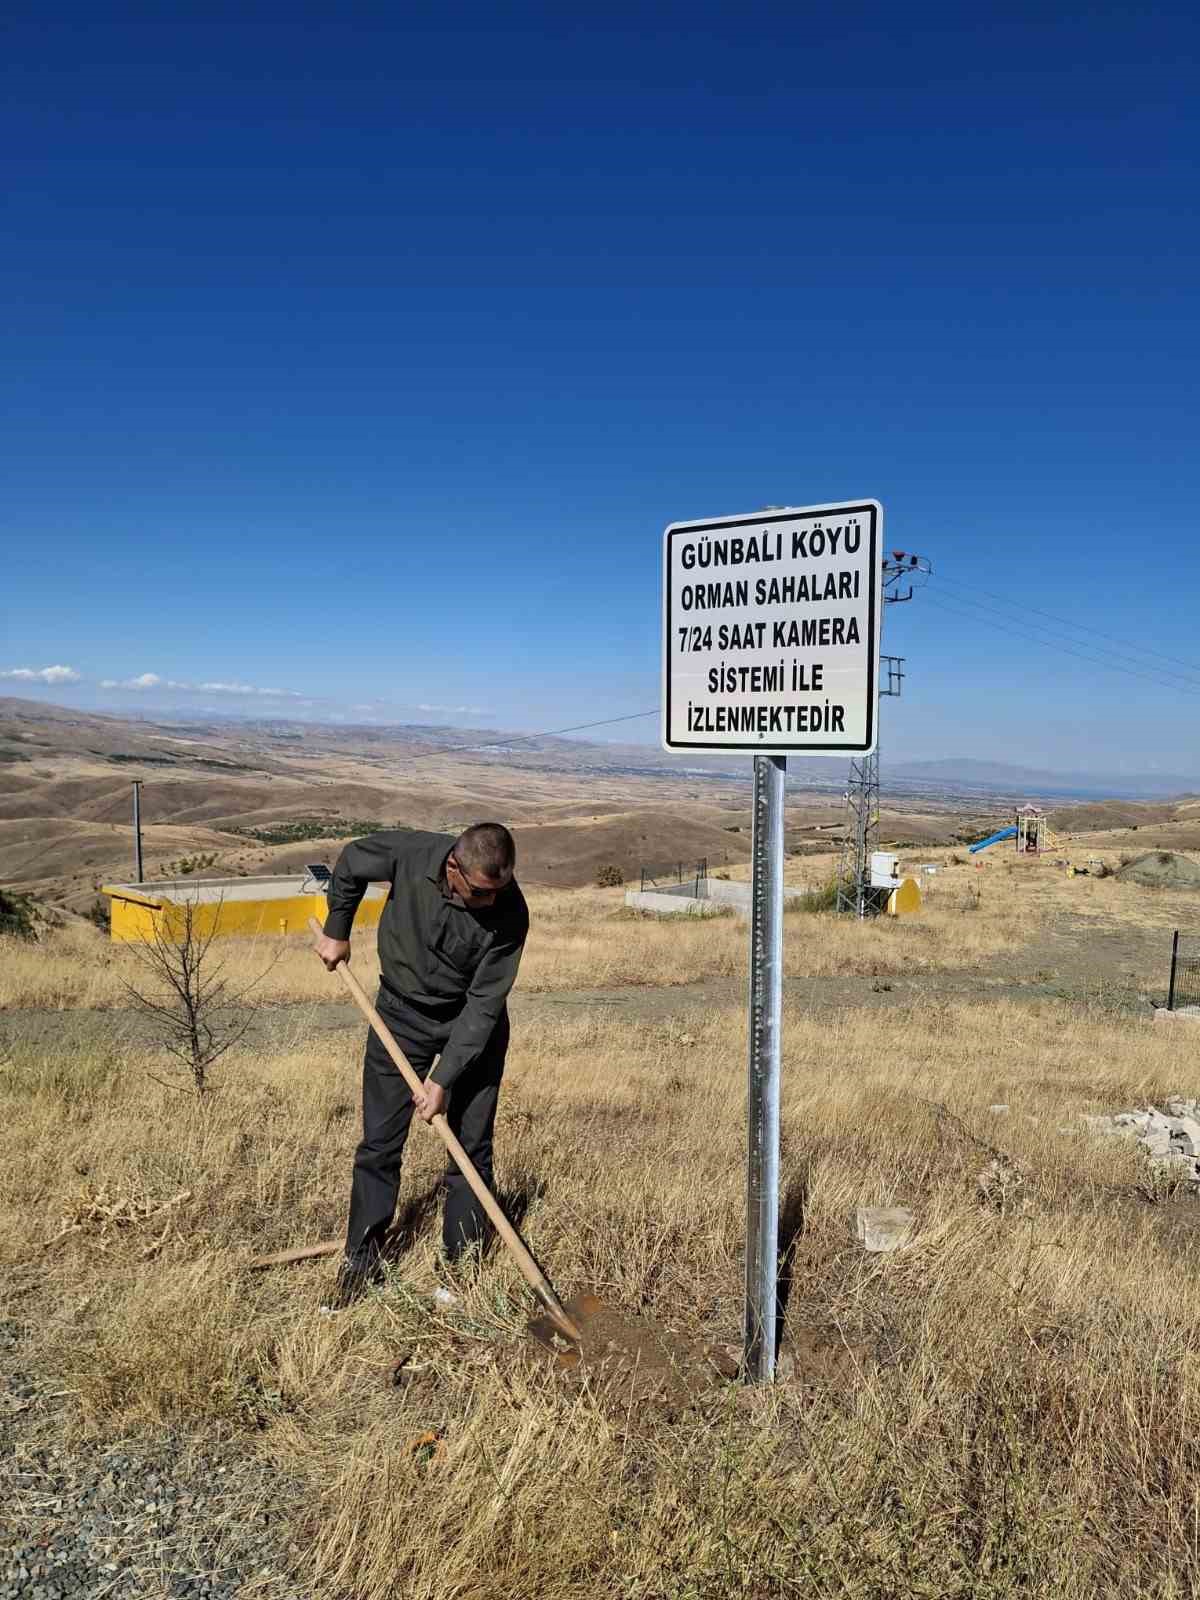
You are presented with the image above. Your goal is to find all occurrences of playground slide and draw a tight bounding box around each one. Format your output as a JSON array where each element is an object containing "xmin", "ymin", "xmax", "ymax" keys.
[{"xmin": 969, "ymin": 825, "xmax": 1018, "ymax": 855}]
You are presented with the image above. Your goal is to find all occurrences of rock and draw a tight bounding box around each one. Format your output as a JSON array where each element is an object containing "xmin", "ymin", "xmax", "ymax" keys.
[
  {"xmin": 1113, "ymin": 1111, "xmax": 1152, "ymax": 1128},
  {"xmin": 855, "ymin": 1206, "xmax": 915, "ymax": 1253},
  {"xmin": 705, "ymin": 1342, "xmax": 742, "ymax": 1380},
  {"xmin": 1139, "ymin": 1129, "xmax": 1174, "ymax": 1159},
  {"xmin": 987, "ymin": 1104, "xmax": 1010, "ymax": 1116},
  {"xmin": 1165, "ymin": 1097, "xmax": 1200, "ymax": 1117},
  {"xmin": 1166, "ymin": 1117, "xmax": 1200, "ymax": 1157}
]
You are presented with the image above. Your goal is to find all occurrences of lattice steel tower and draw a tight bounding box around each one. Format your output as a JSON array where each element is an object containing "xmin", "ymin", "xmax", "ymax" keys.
[{"xmin": 836, "ymin": 552, "xmax": 931, "ymax": 917}]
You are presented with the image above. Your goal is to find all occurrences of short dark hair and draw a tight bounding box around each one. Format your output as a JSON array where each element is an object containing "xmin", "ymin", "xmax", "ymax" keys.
[{"xmin": 453, "ymin": 822, "xmax": 516, "ymax": 881}]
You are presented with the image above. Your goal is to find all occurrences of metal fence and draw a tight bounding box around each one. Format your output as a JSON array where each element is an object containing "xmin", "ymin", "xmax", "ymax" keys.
[
  {"xmin": 639, "ymin": 858, "xmax": 708, "ymax": 895},
  {"xmin": 1167, "ymin": 931, "xmax": 1200, "ymax": 1010}
]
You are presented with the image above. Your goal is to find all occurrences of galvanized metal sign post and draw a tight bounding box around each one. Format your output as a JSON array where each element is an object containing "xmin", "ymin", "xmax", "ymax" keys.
[
  {"xmin": 663, "ymin": 501, "xmax": 882, "ymax": 1382},
  {"xmin": 745, "ymin": 750, "xmax": 785, "ymax": 1380}
]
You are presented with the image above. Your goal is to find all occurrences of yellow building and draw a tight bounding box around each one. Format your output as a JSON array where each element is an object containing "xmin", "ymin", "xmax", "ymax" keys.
[{"xmin": 101, "ymin": 873, "xmax": 386, "ymax": 943}]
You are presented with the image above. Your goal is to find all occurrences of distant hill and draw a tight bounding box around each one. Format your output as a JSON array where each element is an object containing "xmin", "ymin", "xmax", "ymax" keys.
[
  {"xmin": 7, "ymin": 696, "xmax": 1198, "ymax": 800},
  {"xmin": 888, "ymin": 757, "xmax": 1200, "ymax": 801},
  {"xmin": 4, "ymin": 696, "xmax": 1199, "ymax": 911}
]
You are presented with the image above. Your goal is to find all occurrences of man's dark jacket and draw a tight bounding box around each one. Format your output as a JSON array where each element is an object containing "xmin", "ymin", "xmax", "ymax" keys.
[{"xmin": 322, "ymin": 830, "xmax": 528, "ymax": 1090}]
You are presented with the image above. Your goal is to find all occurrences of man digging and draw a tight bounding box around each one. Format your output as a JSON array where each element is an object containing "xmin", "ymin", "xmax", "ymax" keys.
[{"xmin": 314, "ymin": 823, "xmax": 528, "ymax": 1309}]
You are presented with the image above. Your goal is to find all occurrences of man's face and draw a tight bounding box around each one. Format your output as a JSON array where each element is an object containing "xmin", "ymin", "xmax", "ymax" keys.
[{"xmin": 446, "ymin": 853, "xmax": 511, "ymax": 909}]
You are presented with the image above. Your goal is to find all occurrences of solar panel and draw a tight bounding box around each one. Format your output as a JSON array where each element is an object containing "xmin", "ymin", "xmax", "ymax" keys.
[{"xmin": 302, "ymin": 863, "xmax": 333, "ymax": 895}]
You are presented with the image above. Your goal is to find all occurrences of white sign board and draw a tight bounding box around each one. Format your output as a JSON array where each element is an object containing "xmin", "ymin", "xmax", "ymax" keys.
[{"xmin": 662, "ymin": 500, "xmax": 883, "ymax": 754}]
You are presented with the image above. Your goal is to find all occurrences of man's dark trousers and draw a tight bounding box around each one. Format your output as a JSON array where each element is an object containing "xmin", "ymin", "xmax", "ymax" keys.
[{"xmin": 345, "ymin": 986, "xmax": 508, "ymax": 1271}]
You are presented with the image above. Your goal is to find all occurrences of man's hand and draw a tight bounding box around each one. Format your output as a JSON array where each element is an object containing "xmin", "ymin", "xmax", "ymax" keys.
[
  {"xmin": 414, "ymin": 1080, "xmax": 448, "ymax": 1124},
  {"xmin": 315, "ymin": 933, "xmax": 351, "ymax": 972}
]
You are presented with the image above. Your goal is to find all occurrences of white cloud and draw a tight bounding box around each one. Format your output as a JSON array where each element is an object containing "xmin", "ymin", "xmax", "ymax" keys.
[
  {"xmin": 100, "ymin": 673, "xmax": 191, "ymax": 691},
  {"xmin": 97, "ymin": 672, "xmax": 304, "ymax": 699},
  {"xmin": 198, "ymin": 681, "xmax": 303, "ymax": 698},
  {"xmin": 416, "ymin": 703, "xmax": 489, "ymax": 716},
  {"xmin": 129, "ymin": 672, "xmax": 164, "ymax": 689},
  {"xmin": 2, "ymin": 664, "xmax": 82, "ymax": 685}
]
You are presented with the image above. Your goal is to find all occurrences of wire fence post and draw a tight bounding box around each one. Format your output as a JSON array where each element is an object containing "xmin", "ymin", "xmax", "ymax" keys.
[
  {"xmin": 1169, "ymin": 929, "xmax": 1180, "ymax": 1011},
  {"xmin": 745, "ymin": 753, "xmax": 784, "ymax": 1383}
]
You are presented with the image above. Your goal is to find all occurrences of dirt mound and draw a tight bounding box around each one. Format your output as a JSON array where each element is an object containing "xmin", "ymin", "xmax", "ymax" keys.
[{"xmin": 1116, "ymin": 851, "xmax": 1200, "ymax": 889}]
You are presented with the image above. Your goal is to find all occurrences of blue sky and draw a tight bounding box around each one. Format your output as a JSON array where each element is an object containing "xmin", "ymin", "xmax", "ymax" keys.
[{"xmin": 3, "ymin": 2, "xmax": 1198, "ymax": 774}]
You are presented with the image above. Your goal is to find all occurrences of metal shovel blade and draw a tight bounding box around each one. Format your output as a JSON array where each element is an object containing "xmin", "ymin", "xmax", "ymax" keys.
[{"xmin": 527, "ymin": 1293, "xmax": 608, "ymax": 1366}]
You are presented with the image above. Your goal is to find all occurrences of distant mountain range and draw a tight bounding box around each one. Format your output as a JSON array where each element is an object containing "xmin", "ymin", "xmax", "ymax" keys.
[
  {"xmin": 4, "ymin": 696, "xmax": 1196, "ymax": 803},
  {"xmin": 886, "ymin": 758, "xmax": 1199, "ymax": 801}
]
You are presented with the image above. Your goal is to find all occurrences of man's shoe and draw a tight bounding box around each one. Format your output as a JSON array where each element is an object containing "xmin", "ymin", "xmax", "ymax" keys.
[{"xmin": 319, "ymin": 1256, "xmax": 380, "ymax": 1313}]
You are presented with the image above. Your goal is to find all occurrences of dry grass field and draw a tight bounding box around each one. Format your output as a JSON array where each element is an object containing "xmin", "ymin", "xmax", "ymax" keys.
[
  {"xmin": 3, "ymin": 844, "xmax": 1187, "ymax": 1019},
  {"xmin": 0, "ymin": 870, "xmax": 1035, "ymax": 1014},
  {"xmin": 5, "ymin": 847, "xmax": 1200, "ymax": 1597},
  {"xmin": 5, "ymin": 990, "xmax": 1200, "ymax": 1597}
]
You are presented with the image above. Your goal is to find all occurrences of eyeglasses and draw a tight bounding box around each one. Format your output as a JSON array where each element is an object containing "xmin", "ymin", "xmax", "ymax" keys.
[{"xmin": 449, "ymin": 856, "xmax": 506, "ymax": 900}]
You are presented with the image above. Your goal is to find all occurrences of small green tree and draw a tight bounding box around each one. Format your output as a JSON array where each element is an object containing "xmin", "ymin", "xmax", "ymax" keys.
[
  {"xmin": 85, "ymin": 895, "xmax": 111, "ymax": 933},
  {"xmin": 0, "ymin": 889, "xmax": 37, "ymax": 941}
]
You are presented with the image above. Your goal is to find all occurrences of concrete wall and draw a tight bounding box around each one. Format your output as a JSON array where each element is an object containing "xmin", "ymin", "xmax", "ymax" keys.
[
  {"xmin": 623, "ymin": 887, "xmax": 728, "ymax": 917},
  {"xmin": 624, "ymin": 877, "xmax": 808, "ymax": 919}
]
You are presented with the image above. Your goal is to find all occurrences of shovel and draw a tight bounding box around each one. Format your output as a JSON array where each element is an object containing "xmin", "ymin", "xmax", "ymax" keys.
[{"xmin": 304, "ymin": 917, "xmax": 583, "ymax": 1343}]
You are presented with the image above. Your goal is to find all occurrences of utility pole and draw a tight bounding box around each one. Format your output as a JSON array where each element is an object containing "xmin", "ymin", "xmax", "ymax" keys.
[
  {"xmin": 837, "ymin": 553, "xmax": 931, "ymax": 916},
  {"xmin": 132, "ymin": 780, "xmax": 144, "ymax": 883}
]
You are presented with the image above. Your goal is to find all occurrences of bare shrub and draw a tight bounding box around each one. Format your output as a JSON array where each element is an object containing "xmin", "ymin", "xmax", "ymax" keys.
[
  {"xmin": 595, "ymin": 863, "xmax": 625, "ymax": 888},
  {"xmin": 122, "ymin": 899, "xmax": 278, "ymax": 1097}
]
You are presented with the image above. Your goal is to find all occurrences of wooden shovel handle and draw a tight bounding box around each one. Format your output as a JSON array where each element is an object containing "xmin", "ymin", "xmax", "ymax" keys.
[{"xmin": 307, "ymin": 918, "xmax": 578, "ymax": 1338}]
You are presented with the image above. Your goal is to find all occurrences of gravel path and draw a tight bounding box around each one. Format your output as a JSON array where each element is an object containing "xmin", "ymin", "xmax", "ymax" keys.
[{"xmin": 1, "ymin": 1322, "xmax": 312, "ymax": 1600}]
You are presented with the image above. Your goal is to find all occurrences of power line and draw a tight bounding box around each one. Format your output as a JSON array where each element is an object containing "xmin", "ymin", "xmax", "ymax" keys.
[
  {"xmin": 926, "ymin": 582, "xmax": 1200, "ymax": 693},
  {"xmin": 398, "ymin": 708, "xmax": 661, "ymax": 764},
  {"xmin": 933, "ymin": 572, "xmax": 1200, "ymax": 683},
  {"xmin": 922, "ymin": 592, "xmax": 1200, "ymax": 698}
]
